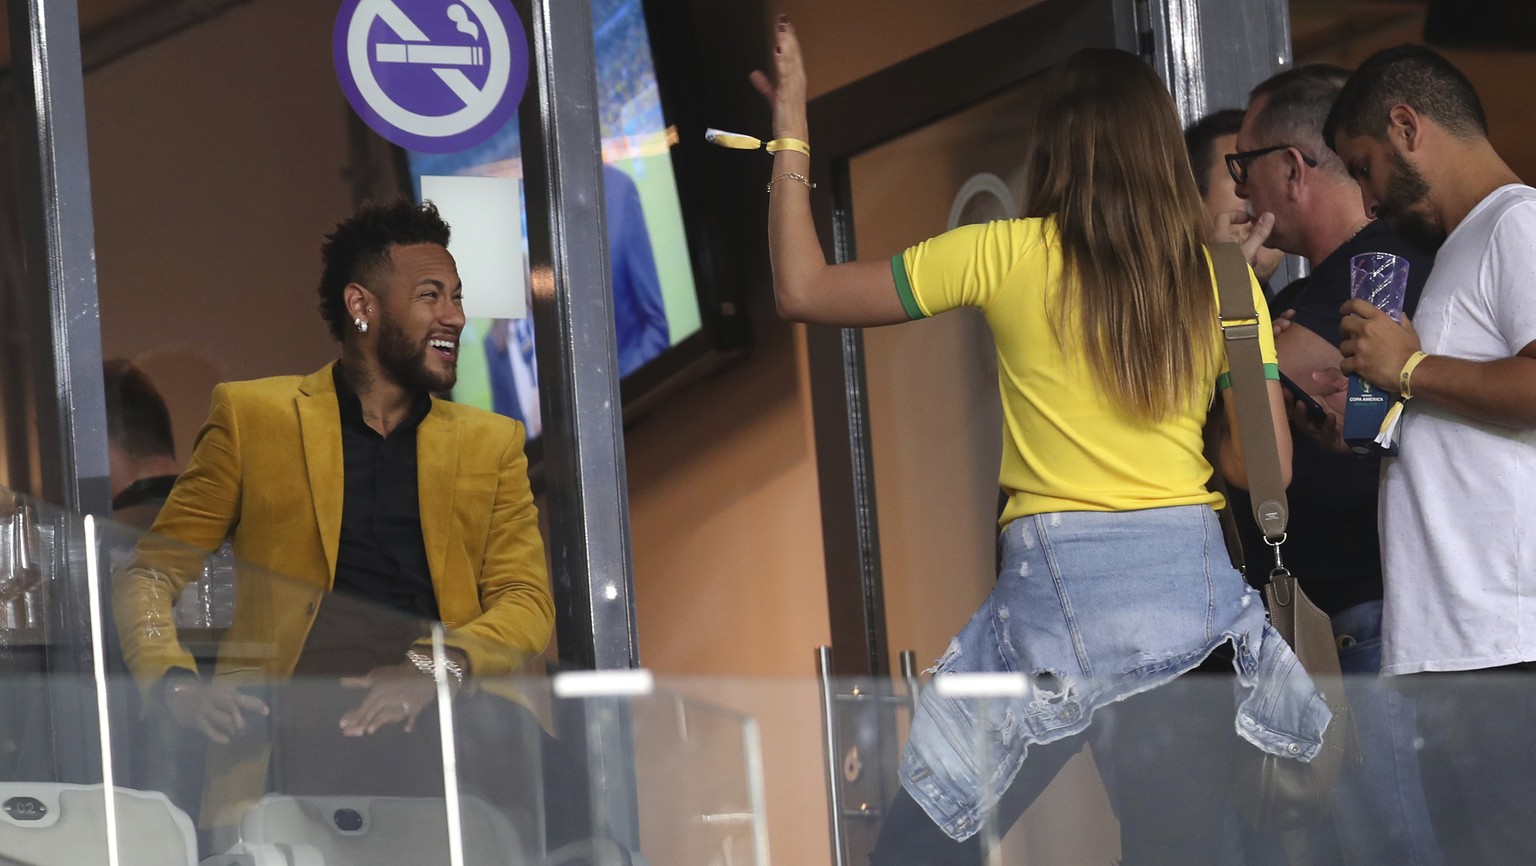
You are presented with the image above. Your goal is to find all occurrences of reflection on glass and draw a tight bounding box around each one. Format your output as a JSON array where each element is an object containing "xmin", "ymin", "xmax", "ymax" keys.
[
  {"xmin": 0, "ymin": 502, "xmax": 45, "ymax": 633},
  {"xmin": 0, "ymin": 489, "xmax": 768, "ymax": 865},
  {"xmin": 0, "ymin": 512, "xmax": 1528, "ymax": 866}
]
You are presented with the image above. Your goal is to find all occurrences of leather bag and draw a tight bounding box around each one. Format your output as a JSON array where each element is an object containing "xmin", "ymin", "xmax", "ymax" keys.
[{"xmin": 1207, "ymin": 243, "xmax": 1355, "ymax": 830}]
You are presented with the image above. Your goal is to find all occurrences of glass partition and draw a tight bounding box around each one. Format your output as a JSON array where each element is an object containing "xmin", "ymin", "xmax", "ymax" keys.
[
  {"xmin": 0, "ymin": 489, "xmax": 766, "ymax": 866},
  {"xmin": 4, "ymin": 486, "xmax": 1528, "ymax": 865}
]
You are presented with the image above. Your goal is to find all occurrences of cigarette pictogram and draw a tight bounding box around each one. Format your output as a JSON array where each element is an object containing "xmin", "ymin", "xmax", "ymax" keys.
[{"xmin": 375, "ymin": 43, "xmax": 486, "ymax": 66}]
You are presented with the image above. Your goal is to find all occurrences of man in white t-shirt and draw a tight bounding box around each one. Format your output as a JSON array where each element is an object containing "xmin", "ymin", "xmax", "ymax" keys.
[{"xmin": 1325, "ymin": 44, "xmax": 1536, "ymax": 864}]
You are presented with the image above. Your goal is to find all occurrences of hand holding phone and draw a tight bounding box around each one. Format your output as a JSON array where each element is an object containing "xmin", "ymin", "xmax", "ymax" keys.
[{"xmin": 1277, "ymin": 370, "xmax": 1328, "ymax": 424}]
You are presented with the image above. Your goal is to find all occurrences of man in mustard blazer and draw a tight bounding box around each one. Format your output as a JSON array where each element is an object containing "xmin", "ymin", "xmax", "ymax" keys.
[{"xmin": 114, "ymin": 199, "xmax": 555, "ymax": 834}]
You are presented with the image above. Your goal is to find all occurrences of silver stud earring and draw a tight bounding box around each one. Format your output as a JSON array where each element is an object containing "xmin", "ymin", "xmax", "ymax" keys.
[{"xmin": 354, "ymin": 317, "xmax": 368, "ymax": 334}]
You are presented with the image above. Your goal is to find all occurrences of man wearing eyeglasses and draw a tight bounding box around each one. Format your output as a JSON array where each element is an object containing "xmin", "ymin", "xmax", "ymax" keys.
[
  {"xmin": 1184, "ymin": 109, "xmax": 1286, "ymax": 287},
  {"xmin": 1227, "ymin": 63, "xmax": 1441, "ymax": 866}
]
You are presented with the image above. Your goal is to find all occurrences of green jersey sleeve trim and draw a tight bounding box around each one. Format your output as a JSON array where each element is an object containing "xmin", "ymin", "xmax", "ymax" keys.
[
  {"xmin": 1216, "ymin": 363, "xmax": 1280, "ymax": 393},
  {"xmin": 891, "ymin": 254, "xmax": 927, "ymax": 320}
]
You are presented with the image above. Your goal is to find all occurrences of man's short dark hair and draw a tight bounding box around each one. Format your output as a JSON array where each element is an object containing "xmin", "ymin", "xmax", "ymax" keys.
[
  {"xmin": 104, "ymin": 359, "xmax": 174, "ymax": 460},
  {"xmin": 1248, "ymin": 63, "xmax": 1351, "ymax": 175},
  {"xmin": 1184, "ymin": 109, "xmax": 1245, "ymax": 198},
  {"xmin": 1324, "ymin": 44, "xmax": 1487, "ymax": 151},
  {"xmin": 317, "ymin": 198, "xmax": 452, "ymax": 341}
]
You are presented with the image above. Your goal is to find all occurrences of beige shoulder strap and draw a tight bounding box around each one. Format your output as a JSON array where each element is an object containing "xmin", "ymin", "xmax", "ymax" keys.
[{"xmin": 1210, "ymin": 243, "xmax": 1288, "ymax": 543}]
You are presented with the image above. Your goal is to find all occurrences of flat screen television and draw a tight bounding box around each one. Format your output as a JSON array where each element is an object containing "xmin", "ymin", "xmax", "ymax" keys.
[{"xmin": 401, "ymin": 0, "xmax": 747, "ymax": 458}]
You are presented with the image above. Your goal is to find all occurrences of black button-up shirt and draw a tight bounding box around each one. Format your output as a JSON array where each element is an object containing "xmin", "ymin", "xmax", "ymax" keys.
[{"xmin": 330, "ymin": 364, "xmax": 439, "ymax": 621}]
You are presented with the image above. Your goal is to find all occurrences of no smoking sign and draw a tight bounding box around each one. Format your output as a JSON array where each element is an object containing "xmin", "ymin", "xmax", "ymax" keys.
[{"xmin": 334, "ymin": 0, "xmax": 528, "ymax": 153}]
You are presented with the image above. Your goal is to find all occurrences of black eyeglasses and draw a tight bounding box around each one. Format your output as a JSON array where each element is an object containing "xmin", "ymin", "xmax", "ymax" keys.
[{"xmin": 1225, "ymin": 145, "xmax": 1319, "ymax": 185}]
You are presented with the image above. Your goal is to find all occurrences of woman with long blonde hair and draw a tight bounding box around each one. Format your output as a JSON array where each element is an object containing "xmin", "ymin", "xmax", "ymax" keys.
[{"xmin": 752, "ymin": 20, "xmax": 1329, "ymax": 866}]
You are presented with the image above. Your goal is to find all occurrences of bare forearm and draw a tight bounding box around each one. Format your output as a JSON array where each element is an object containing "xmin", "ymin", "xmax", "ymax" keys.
[
  {"xmin": 765, "ymin": 145, "xmax": 827, "ymax": 321},
  {"xmin": 1404, "ymin": 353, "xmax": 1536, "ymax": 428},
  {"xmin": 765, "ymin": 159, "xmax": 908, "ymax": 326},
  {"xmin": 1220, "ymin": 381, "xmax": 1293, "ymax": 491},
  {"xmin": 753, "ymin": 21, "xmax": 906, "ymax": 328}
]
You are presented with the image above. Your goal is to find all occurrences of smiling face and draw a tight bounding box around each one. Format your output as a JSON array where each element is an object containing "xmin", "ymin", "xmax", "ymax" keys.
[
  {"xmin": 1334, "ymin": 132, "xmax": 1444, "ymax": 251},
  {"xmin": 370, "ymin": 242, "xmax": 465, "ymax": 394}
]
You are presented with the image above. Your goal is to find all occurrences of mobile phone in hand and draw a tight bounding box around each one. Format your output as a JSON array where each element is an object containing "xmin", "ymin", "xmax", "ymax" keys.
[{"xmin": 1277, "ymin": 370, "xmax": 1328, "ymax": 424}]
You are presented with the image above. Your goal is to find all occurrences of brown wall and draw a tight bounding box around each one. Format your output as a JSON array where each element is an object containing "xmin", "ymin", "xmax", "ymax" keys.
[{"xmin": 87, "ymin": 0, "xmax": 351, "ymax": 460}]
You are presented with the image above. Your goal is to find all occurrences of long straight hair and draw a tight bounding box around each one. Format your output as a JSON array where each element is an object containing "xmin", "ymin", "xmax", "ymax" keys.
[{"xmin": 1023, "ymin": 49, "xmax": 1216, "ymax": 423}]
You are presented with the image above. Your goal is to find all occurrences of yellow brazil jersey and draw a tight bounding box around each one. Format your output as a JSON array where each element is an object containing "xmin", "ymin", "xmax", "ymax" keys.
[{"xmin": 892, "ymin": 217, "xmax": 1277, "ymax": 527}]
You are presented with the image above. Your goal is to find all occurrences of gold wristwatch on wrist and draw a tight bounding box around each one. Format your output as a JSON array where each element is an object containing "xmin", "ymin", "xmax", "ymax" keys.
[{"xmin": 405, "ymin": 648, "xmax": 465, "ymax": 686}]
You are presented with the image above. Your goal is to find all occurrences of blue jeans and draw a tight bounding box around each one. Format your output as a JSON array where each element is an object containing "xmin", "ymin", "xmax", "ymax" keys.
[
  {"xmin": 871, "ymin": 663, "xmax": 1241, "ymax": 866},
  {"xmin": 896, "ymin": 506, "xmax": 1331, "ymax": 844},
  {"xmin": 1412, "ymin": 664, "xmax": 1536, "ymax": 866},
  {"xmin": 1332, "ymin": 601, "xmax": 1443, "ymax": 865}
]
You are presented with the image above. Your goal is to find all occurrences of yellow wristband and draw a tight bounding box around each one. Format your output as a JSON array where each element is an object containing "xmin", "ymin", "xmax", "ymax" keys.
[
  {"xmin": 705, "ymin": 128, "xmax": 762, "ymax": 150},
  {"xmin": 1399, "ymin": 351, "xmax": 1430, "ymax": 398},
  {"xmin": 704, "ymin": 130, "xmax": 810, "ymax": 157},
  {"xmin": 765, "ymin": 137, "xmax": 810, "ymax": 156}
]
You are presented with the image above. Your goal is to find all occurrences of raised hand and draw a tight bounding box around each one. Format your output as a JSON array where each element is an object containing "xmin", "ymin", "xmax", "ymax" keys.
[
  {"xmin": 1285, "ymin": 368, "xmax": 1350, "ymax": 454},
  {"xmin": 748, "ymin": 15, "xmax": 808, "ymax": 141},
  {"xmin": 1235, "ymin": 212, "xmax": 1276, "ymax": 272}
]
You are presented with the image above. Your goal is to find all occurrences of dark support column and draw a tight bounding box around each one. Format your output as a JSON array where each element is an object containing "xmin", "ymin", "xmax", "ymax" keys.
[
  {"xmin": 807, "ymin": 321, "xmax": 890, "ymax": 678},
  {"xmin": 804, "ymin": 172, "xmax": 889, "ymax": 679},
  {"xmin": 516, "ymin": 0, "xmax": 638, "ymax": 675},
  {"xmin": 7, "ymin": 0, "xmax": 111, "ymax": 516},
  {"xmin": 1140, "ymin": 0, "xmax": 1301, "ymax": 282},
  {"xmin": 7, "ymin": 0, "xmax": 112, "ymax": 784},
  {"xmin": 516, "ymin": 0, "xmax": 641, "ymax": 850}
]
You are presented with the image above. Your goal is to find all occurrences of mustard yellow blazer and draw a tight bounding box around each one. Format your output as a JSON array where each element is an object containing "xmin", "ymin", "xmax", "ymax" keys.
[{"xmin": 113, "ymin": 363, "xmax": 553, "ymax": 826}]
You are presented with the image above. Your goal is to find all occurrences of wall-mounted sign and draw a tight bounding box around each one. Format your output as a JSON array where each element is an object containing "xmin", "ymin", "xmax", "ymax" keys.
[{"xmin": 334, "ymin": 0, "xmax": 528, "ymax": 153}]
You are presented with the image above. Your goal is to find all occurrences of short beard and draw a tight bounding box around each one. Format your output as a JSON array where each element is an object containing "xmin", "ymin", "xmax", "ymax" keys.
[
  {"xmin": 1380, "ymin": 149, "xmax": 1445, "ymax": 252},
  {"xmin": 376, "ymin": 310, "xmax": 455, "ymax": 394}
]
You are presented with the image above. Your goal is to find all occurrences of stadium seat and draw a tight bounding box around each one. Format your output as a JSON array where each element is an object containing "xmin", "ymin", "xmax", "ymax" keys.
[
  {"xmin": 233, "ymin": 794, "xmax": 533, "ymax": 865},
  {"xmin": 0, "ymin": 782, "xmax": 197, "ymax": 866}
]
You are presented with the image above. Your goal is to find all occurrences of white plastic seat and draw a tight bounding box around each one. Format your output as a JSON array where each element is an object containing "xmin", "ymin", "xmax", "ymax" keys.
[
  {"xmin": 0, "ymin": 782, "xmax": 197, "ymax": 866},
  {"xmin": 234, "ymin": 794, "xmax": 531, "ymax": 866}
]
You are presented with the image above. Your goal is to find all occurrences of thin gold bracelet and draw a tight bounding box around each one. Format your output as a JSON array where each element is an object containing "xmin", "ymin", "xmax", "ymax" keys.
[{"xmin": 767, "ymin": 172, "xmax": 816, "ymax": 193}]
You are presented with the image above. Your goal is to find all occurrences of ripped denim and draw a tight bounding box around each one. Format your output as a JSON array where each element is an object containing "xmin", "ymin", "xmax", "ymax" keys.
[{"xmin": 900, "ymin": 505, "xmax": 1333, "ymax": 842}]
